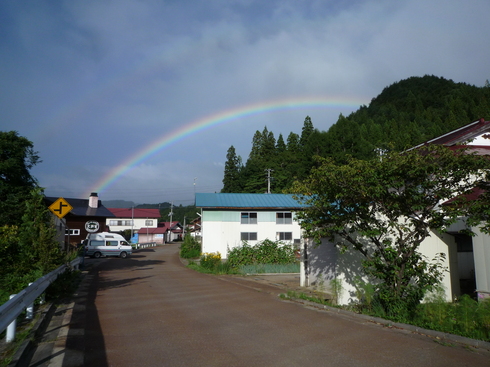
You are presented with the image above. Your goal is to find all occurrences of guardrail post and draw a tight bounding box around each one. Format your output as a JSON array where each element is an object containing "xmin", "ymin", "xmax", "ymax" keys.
[
  {"xmin": 26, "ymin": 283, "xmax": 34, "ymax": 320},
  {"xmin": 6, "ymin": 295, "xmax": 17, "ymax": 343}
]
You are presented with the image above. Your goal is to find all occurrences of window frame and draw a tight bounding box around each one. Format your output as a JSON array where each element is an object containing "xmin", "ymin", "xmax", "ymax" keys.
[
  {"xmin": 240, "ymin": 232, "xmax": 258, "ymax": 241},
  {"xmin": 276, "ymin": 212, "xmax": 292, "ymax": 224},
  {"xmin": 277, "ymin": 232, "xmax": 293, "ymax": 241},
  {"xmin": 65, "ymin": 229, "xmax": 80, "ymax": 236},
  {"xmin": 241, "ymin": 212, "xmax": 258, "ymax": 225}
]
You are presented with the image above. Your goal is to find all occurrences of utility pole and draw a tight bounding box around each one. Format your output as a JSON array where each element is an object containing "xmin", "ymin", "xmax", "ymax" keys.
[
  {"xmin": 131, "ymin": 206, "xmax": 134, "ymax": 240},
  {"xmin": 168, "ymin": 202, "xmax": 173, "ymax": 242},
  {"xmin": 183, "ymin": 216, "xmax": 186, "ymax": 238},
  {"xmin": 265, "ymin": 169, "xmax": 274, "ymax": 194},
  {"xmin": 194, "ymin": 177, "xmax": 197, "ymax": 204}
]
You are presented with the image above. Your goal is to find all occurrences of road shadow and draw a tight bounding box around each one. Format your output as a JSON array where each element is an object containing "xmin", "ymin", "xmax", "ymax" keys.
[{"xmin": 74, "ymin": 250, "xmax": 167, "ymax": 366}]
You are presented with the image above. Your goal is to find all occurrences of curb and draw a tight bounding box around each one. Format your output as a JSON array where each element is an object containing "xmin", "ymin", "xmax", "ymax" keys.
[
  {"xmin": 283, "ymin": 296, "xmax": 490, "ymax": 351},
  {"xmin": 7, "ymin": 303, "xmax": 56, "ymax": 367}
]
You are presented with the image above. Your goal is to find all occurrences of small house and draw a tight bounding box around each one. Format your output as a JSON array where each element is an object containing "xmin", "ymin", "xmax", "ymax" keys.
[{"xmin": 45, "ymin": 192, "xmax": 114, "ymax": 250}]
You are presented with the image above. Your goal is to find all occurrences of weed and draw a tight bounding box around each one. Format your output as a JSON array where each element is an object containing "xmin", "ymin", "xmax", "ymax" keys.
[
  {"xmin": 283, "ymin": 291, "xmax": 331, "ymax": 305},
  {"xmin": 200, "ymin": 252, "xmax": 222, "ymax": 269},
  {"xmin": 179, "ymin": 235, "xmax": 201, "ymax": 259}
]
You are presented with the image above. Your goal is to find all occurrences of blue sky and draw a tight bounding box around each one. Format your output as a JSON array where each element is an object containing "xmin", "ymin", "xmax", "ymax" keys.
[{"xmin": 1, "ymin": 0, "xmax": 489, "ymax": 205}]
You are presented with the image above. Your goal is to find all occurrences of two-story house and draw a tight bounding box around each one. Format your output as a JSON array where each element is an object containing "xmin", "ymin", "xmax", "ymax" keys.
[
  {"xmin": 195, "ymin": 193, "xmax": 306, "ymax": 258},
  {"xmin": 106, "ymin": 208, "xmax": 160, "ymax": 242}
]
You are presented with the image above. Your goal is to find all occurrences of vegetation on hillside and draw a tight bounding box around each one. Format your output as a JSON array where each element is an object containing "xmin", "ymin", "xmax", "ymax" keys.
[{"xmin": 222, "ymin": 75, "xmax": 490, "ymax": 193}]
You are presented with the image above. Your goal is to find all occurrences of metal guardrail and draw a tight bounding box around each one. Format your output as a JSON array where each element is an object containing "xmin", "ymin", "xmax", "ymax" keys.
[
  {"xmin": 0, "ymin": 257, "xmax": 82, "ymax": 341},
  {"xmin": 135, "ymin": 242, "xmax": 157, "ymax": 249}
]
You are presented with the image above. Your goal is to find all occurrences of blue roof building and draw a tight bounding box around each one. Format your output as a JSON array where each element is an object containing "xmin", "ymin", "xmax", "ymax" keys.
[
  {"xmin": 195, "ymin": 193, "xmax": 307, "ymax": 209},
  {"xmin": 195, "ymin": 193, "xmax": 304, "ymax": 258}
]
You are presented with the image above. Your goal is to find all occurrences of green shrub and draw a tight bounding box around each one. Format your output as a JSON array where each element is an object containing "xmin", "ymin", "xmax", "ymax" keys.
[
  {"xmin": 227, "ymin": 239, "xmax": 296, "ymax": 267},
  {"xmin": 179, "ymin": 235, "xmax": 201, "ymax": 258},
  {"xmin": 200, "ymin": 252, "xmax": 222, "ymax": 269}
]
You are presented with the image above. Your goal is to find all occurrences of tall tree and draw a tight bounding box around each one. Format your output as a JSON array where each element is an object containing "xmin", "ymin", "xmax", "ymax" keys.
[
  {"xmin": 276, "ymin": 133, "xmax": 286, "ymax": 153},
  {"xmin": 222, "ymin": 145, "xmax": 243, "ymax": 193},
  {"xmin": 249, "ymin": 130, "xmax": 263, "ymax": 161},
  {"xmin": 0, "ymin": 131, "xmax": 41, "ymax": 226},
  {"xmin": 299, "ymin": 116, "xmax": 314, "ymax": 148},
  {"xmin": 293, "ymin": 145, "xmax": 490, "ymax": 318},
  {"xmin": 286, "ymin": 132, "xmax": 300, "ymax": 153}
]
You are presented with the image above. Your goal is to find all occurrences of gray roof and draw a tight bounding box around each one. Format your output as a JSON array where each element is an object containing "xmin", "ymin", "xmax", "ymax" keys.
[
  {"xmin": 45, "ymin": 197, "xmax": 115, "ymax": 218},
  {"xmin": 195, "ymin": 193, "xmax": 306, "ymax": 209}
]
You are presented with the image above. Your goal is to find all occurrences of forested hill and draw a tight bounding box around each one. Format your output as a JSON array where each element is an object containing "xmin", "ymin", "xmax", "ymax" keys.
[{"xmin": 222, "ymin": 75, "xmax": 490, "ymax": 194}]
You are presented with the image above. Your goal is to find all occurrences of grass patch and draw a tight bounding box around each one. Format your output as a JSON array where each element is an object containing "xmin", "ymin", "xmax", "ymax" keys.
[
  {"xmin": 186, "ymin": 260, "xmax": 239, "ymax": 275},
  {"xmin": 347, "ymin": 291, "xmax": 490, "ymax": 342},
  {"xmin": 280, "ymin": 291, "xmax": 332, "ymax": 306},
  {"xmin": 410, "ymin": 294, "xmax": 490, "ymax": 342}
]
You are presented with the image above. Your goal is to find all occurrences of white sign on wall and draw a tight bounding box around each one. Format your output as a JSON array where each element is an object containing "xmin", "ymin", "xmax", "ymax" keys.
[{"xmin": 85, "ymin": 220, "xmax": 100, "ymax": 233}]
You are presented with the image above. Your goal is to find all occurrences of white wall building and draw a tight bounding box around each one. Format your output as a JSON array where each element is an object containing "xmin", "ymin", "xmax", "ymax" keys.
[
  {"xmin": 106, "ymin": 208, "xmax": 160, "ymax": 233},
  {"xmin": 195, "ymin": 193, "xmax": 305, "ymax": 258}
]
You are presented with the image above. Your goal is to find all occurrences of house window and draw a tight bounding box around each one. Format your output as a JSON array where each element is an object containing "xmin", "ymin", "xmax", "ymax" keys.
[
  {"xmin": 65, "ymin": 229, "xmax": 80, "ymax": 236},
  {"xmin": 276, "ymin": 212, "xmax": 292, "ymax": 224},
  {"xmin": 277, "ymin": 232, "xmax": 292, "ymax": 241},
  {"xmin": 241, "ymin": 232, "xmax": 257, "ymax": 241},
  {"xmin": 145, "ymin": 219, "xmax": 154, "ymax": 226},
  {"xmin": 109, "ymin": 220, "xmax": 133, "ymax": 226},
  {"xmin": 241, "ymin": 212, "xmax": 257, "ymax": 224}
]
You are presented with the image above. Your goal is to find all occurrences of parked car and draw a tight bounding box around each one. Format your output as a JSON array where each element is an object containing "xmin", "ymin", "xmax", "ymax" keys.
[{"xmin": 83, "ymin": 232, "xmax": 132, "ymax": 259}]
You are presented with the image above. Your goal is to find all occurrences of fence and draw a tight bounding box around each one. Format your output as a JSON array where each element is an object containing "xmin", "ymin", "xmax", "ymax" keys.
[
  {"xmin": 0, "ymin": 257, "xmax": 82, "ymax": 342},
  {"xmin": 135, "ymin": 242, "xmax": 157, "ymax": 249}
]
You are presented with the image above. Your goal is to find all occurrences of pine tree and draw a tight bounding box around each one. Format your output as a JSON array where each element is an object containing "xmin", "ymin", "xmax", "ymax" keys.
[
  {"xmin": 221, "ymin": 146, "xmax": 242, "ymax": 193},
  {"xmin": 276, "ymin": 134, "xmax": 286, "ymax": 152},
  {"xmin": 299, "ymin": 116, "xmax": 314, "ymax": 148}
]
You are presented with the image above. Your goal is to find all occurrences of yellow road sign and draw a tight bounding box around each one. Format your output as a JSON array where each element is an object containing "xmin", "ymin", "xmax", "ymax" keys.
[{"xmin": 49, "ymin": 197, "xmax": 73, "ymax": 219}]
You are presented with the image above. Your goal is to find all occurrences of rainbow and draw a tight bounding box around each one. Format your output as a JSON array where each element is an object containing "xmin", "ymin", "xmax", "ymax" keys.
[{"xmin": 86, "ymin": 96, "xmax": 366, "ymax": 196}]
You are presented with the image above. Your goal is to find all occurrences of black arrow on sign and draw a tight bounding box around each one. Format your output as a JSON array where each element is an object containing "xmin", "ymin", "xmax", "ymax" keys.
[{"xmin": 54, "ymin": 201, "xmax": 69, "ymax": 214}]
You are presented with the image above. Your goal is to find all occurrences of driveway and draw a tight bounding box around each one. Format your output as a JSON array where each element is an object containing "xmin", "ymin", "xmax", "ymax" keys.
[{"xmin": 32, "ymin": 244, "xmax": 490, "ymax": 366}]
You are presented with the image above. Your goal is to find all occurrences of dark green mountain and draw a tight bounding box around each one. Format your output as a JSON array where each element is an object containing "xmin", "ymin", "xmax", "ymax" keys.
[{"xmin": 222, "ymin": 75, "xmax": 490, "ymax": 193}]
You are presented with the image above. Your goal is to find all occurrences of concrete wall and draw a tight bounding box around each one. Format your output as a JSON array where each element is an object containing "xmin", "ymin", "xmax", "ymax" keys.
[
  {"xmin": 418, "ymin": 230, "xmax": 457, "ymax": 301},
  {"xmin": 302, "ymin": 230, "xmax": 459, "ymax": 305},
  {"xmin": 472, "ymin": 226, "xmax": 490, "ymax": 300},
  {"xmin": 301, "ymin": 237, "xmax": 374, "ymax": 305}
]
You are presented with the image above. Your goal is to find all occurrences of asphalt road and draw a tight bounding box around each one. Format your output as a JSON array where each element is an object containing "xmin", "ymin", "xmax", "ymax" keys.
[{"xmin": 76, "ymin": 244, "xmax": 490, "ymax": 367}]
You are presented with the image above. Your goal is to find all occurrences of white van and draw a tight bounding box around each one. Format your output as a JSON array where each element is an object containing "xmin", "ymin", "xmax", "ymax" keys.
[{"xmin": 83, "ymin": 232, "xmax": 132, "ymax": 259}]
